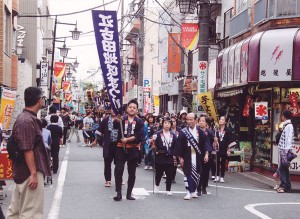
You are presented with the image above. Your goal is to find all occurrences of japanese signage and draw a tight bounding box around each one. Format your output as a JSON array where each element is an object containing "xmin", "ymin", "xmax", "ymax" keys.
[
  {"xmin": 242, "ymin": 96, "xmax": 252, "ymax": 117},
  {"xmin": 153, "ymin": 96, "xmax": 160, "ymax": 114},
  {"xmin": 181, "ymin": 23, "xmax": 199, "ymax": 51},
  {"xmin": 197, "ymin": 61, "xmax": 207, "ymax": 94},
  {"xmin": 289, "ymin": 92, "xmax": 299, "ymax": 115},
  {"xmin": 0, "ymin": 88, "xmax": 16, "ymax": 129},
  {"xmin": 168, "ymin": 33, "xmax": 181, "ymax": 73},
  {"xmin": 65, "ymin": 93, "xmax": 72, "ymax": 102},
  {"xmin": 197, "ymin": 92, "xmax": 219, "ymax": 123},
  {"xmin": 259, "ymin": 28, "xmax": 298, "ymax": 81},
  {"xmin": 16, "ymin": 25, "xmax": 26, "ymax": 47},
  {"xmin": 92, "ymin": 10, "xmax": 123, "ymax": 115},
  {"xmin": 254, "ymin": 102, "xmax": 268, "ymax": 120},
  {"xmin": 40, "ymin": 62, "xmax": 48, "ymax": 86},
  {"xmin": 281, "ymin": 88, "xmax": 300, "ymax": 102},
  {"xmin": 54, "ymin": 62, "xmax": 66, "ymax": 78},
  {"xmin": 143, "ymin": 78, "xmax": 151, "ymax": 115},
  {"xmin": 290, "ymin": 143, "xmax": 300, "ymax": 174},
  {"xmin": 0, "ymin": 130, "xmax": 13, "ymax": 180}
]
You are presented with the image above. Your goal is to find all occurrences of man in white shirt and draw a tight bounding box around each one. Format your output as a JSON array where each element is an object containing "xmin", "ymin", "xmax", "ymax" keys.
[
  {"xmin": 82, "ymin": 111, "xmax": 94, "ymax": 147},
  {"xmin": 67, "ymin": 112, "xmax": 81, "ymax": 143},
  {"xmin": 45, "ymin": 105, "xmax": 63, "ymax": 130}
]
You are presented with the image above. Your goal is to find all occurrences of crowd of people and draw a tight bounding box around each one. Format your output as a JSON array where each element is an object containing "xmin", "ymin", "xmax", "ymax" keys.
[
  {"xmin": 92, "ymin": 100, "xmax": 239, "ymax": 201},
  {"xmin": 3, "ymin": 86, "xmax": 294, "ymax": 218}
]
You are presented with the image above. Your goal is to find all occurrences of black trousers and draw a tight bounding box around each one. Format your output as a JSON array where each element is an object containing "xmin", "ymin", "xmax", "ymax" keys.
[
  {"xmin": 171, "ymin": 165, "xmax": 177, "ymax": 181},
  {"xmin": 217, "ymin": 153, "xmax": 227, "ymax": 178},
  {"xmin": 63, "ymin": 127, "xmax": 68, "ymax": 145},
  {"xmin": 198, "ymin": 161, "xmax": 210, "ymax": 191},
  {"xmin": 209, "ymin": 153, "xmax": 216, "ymax": 177},
  {"xmin": 114, "ymin": 148, "xmax": 138, "ymax": 196},
  {"xmin": 104, "ymin": 156, "xmax": 114, "ymax": 182},
  {"xmin": 155, "ymin": 163, "xmax": 173, "ymax": 191},
  {"xmin": 51, "ymin": 143, "xmax": 60, "ymax": 173}
]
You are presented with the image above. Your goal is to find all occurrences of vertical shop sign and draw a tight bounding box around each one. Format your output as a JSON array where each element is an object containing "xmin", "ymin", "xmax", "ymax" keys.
[
  {"xmin": 40, "ymin": 62, "xmax": 48, "ymax": 86},
  {"xmin": 168, "ymin": 33, "xmax": 181, "ymax": 73},
  {"xmin": 197, "ymin": 61, "xmax": 207, "ymax": 94},
  {"xmin": 143, "ymin": 78, "xmax": 151, "ymax": 115},
  {"xmin": 0, "ymin": 88, "xmax": 16, "ymax": 129},
  {"xmin": 197, "ymin": 92, "xmax": 219, "ymax": 123},
  {"xmin": 241, "ymin": 39, "xmax": 249, "ymax": 83}
]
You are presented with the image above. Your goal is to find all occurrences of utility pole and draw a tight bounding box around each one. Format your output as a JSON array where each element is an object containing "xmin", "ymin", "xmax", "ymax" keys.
[
  {"xmin": 48, "ymin": 16, "xmax": 57, "ymax": 106},
  {"xmin": 138, "ymin": 0, "xmax": 145, "ymax": 112},
  {"xmin": 198, "ymin": 2, "xmax": 210, "ymax": 92}
]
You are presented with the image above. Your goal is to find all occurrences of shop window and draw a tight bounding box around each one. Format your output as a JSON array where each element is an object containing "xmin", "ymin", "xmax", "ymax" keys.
[
  {"xmin": 236, "ymin": 0, "xmax": 250, "ymax": 14},
  {"xmin": 223, "ymin": 8, "xmax": 233, "ymax": 46}
]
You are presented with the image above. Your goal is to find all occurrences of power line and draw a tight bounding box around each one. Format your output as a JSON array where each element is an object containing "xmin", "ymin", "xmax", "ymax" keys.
[
  {"xmin": 18, "ymin": 0, "xmax": 118, "ymax": 18},
  {"xmin": 154, "ymin": 0, "xmax": 181, "ymax": 27}
]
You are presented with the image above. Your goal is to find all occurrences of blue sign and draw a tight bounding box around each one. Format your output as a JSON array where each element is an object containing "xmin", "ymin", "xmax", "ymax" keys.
[{"xmin": 92, "ymin": 10, "xmax": 123, "ymax": 115}]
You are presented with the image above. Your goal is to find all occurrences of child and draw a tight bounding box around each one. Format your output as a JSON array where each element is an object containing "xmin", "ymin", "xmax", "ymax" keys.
[{"xmin": 48, "ymin": 115, "xmax": 63, "ymax": 174}]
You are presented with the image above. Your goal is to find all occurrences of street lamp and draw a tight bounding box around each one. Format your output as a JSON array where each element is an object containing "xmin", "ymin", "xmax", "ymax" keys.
[
  {"xmin": 70, "ymin": 22, "xmax": 82, "ymax": 40},
  {"xmin": 16, "ymin": 45, "xmax": 25, "ymax": 56},
  {"xmin": 177, "ymin": 0, "xmax": 197, "ymax": 14},
  {"xmin": 58, "ymin": 40, "xmax": 70, "ymax": 58},
  {"xmin": 66, "ymin": 67, "xmax": 72, "ymax": 79},
  {"xmin": 73, "ymin": 57, "xmax": 79, "ymax": 68}
]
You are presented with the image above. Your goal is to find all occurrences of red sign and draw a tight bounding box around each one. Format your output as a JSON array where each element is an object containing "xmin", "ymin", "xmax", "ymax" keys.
[
  {"xmin": 62, "ymin": 81, "xmax": 71, "ymax": 92},
  {"xmin": 54, "ymin": 62, "xmax": 66, "ymax": 78},
  {"xmin": 0, "ymin": 152, "xmax": 13, "ymax": 180},
  {"xmin": 181, "ymin": 23, "xmax": 199, "ymax": 50},
  {"xmin": 243, "ymin": 96, "xmax": 252, "ymax": 117},
  {"xmin": 168, "ymin": 33, "xmax": 181, "ymax": 73},
  {"xmin": 289, "ymin": 92, "xmax": 299, "ymax": 115}
]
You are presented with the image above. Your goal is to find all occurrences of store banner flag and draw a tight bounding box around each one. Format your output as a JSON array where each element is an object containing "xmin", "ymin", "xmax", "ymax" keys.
[
  {"xmin": 63, "ymin": 81, "xmax": 71, "ymax": 92},
  {"xmin": 197, "ymin": 92, "xmax": 219, "ymax": 123},
  {"xmin": 92, "ymin": 10, "xmax": 122, "ymax": 115},
  {"xmin": 168, "ymin": 33, "xmax": 181, "ymax": 73},
  {"xmin": 0, "ymin": 88, "xmax": 16, "ymax": 129},
  {"xmin": 181, "ymin": 23, "xmax": 199, "ymax": 50},
  {"xmin": 65, "ymin": 93, "xmax": 72, "ymax": 102},
  {"xmin": 289, "ymin": 92, "xmax": 299, "ymax": 115},
  {"xmin": 243, "ymin": 96, "xmax": 252, "ymax": 117},
  {"xmin": 0, "ymin": 130, "xmax": 13, "ymax": 180},
  {"xmin": 54, "ymin": 62, "xmax": 66, "ymax": 78},
  {"xmin": 254, "ymin": 102, "xmax": 268, "ymax": 120}
]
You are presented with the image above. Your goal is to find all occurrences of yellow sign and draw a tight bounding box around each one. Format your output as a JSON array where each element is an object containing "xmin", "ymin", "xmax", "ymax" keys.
[
  {"xmin": 153, "ymin": 96, "xmax": 159, "ymax": 107},
  {"xmin": 197, "ymin": 92, "xmax": 219, "ymax": 123},
  {"xmin": 0, "ymin": 88, "xmax": 16, "ymax": 129}
]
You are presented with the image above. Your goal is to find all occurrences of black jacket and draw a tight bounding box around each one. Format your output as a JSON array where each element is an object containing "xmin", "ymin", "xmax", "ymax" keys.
[
  {"xmin": 174, "ymin": 126, "xmax": 209, "ymax": 175},
  {"xmin": 154, "ymin": 130, "xmax": 177, "ymax": 165}
]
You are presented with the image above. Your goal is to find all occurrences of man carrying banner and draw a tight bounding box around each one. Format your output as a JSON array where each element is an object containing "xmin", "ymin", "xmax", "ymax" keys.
[
  {"xmin": 174, "ymin": 113, "xmax": 209, "ymax": 200},
  {"xmin": 113, "ymin": 99, "xmax": 144, "ymax": 201}
]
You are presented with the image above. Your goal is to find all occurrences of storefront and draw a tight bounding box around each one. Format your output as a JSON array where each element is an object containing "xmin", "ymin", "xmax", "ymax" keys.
[
  {"xmin": 216, "ymin": 28, "xmax": 300, "ymax": 177},
  {"xmin": 159, "ymin": 82, "xmax": 179, "ymax": 114}
]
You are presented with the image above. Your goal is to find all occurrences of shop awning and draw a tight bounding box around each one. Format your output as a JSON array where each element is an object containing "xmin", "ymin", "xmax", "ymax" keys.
[{"xmin": 215, "ymin": 85, "xmax": 246, "ymax": 98}]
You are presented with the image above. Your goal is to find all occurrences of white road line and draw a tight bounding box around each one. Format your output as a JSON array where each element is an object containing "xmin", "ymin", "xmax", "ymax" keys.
[
  {"xmin": 176, "ymin": 168, "xmax": 275, "ymax": 193},
  {"xmin": 244, "ymin": 202, "xmax": 300, "ymax": 219},
  {"xmin": 47, "ymin": 145, "xmax": 70, "ymax": 219}
]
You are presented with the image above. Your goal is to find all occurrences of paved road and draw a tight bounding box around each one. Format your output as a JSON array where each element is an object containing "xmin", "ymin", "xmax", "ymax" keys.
[{"xmin": 1, "ymin": 138, "xmax": 300, "ymax": 219}]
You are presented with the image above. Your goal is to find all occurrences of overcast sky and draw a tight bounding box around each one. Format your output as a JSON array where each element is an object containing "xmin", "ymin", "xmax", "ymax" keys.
[{"xmin": 48, "ymin": 0, "xmax": 130, "ymax": 84}]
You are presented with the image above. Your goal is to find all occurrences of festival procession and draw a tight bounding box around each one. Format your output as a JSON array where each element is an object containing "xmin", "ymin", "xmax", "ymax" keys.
[{"xmin": 0, "ymin": 0, "xmax": 300, "ymax": 218}]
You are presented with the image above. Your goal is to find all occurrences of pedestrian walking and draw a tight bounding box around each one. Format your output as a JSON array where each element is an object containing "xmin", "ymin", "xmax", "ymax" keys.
[
  {"xmin": 61, "ymin": 108, "xmax": 70, "ymax": 147},
  {"xmin": 177, "ymin": 110, "xmax": 187, "ymax": 129},
  {"xmin": 67, "ymin": 112, "xmax": 81, "ymax": 143},
  {"xmin": 7, "ymin": 87, "xmax": 51, "ymax": 219},
  {"xmin": 47, "ymin": 115, "xmax": 63, "ymax": 174},
  {"xmin": 144, "ymin": 115, "xmax": 155, "ymax": 170},
  {"xmin": 45, "ymin": 105, "xmax": 63, "ymax": 130},
  {"xmin": 197, "ymin": 115, "xmax": 214, "ymax": 195},
  {"xmin": 153, "ymin": 117, "xmax": 177, "ymax": 196},
  {"xmin": 274, "ymin": 110, "xmax": 294, "ymax": 193},
  {"xmin": 92, "ymin": 109, "xmax": 118, "ymax": 187},
  {"xmin": 113, "ymin": 99, "xmax": 144, "ymax": 201},
  {"xmin": 82, "ymin": 111, "xmax": 94, "ymax": 147},
  {"xmin": 170, "ymin": 116, "xmax": 181, "ymax": 183},
  {"xmin": 174, "ymin": 113, "xmax": 209, "ymax": 200},
  {"xmin": 214, "ymin": 116, "xmax": 236, "ymax": 183}
]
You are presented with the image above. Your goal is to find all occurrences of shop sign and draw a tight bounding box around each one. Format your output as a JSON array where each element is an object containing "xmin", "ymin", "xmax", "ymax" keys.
[
  {"xmin": 159, "ymin": 82, "xmax": 179, "ymax": 96},
  {"xmin": 221, "ymin": 48, "xmax": 230, "ymax": 87},
  {"xmin": 137, "ymin": 86, "xmax": 143, "ymax": 110},
  {"xmin": 254, "ymin": 102, "xmax": 268, "ymax": 120},
  {"xmin": 16, "ymin": 25, "xmax": 26, "ymax": 47},
  {"xmin": 129, "ymin": 85, "xmax": 137, "ymax": 100},
  {"xmin": 0, "ymin": 88, "xmax": 16, "ymax": 129},
  {"xmin": 40, "ymin": 62, "xmax": 48, "ymax": 86},
  {"xmin": 281, "ymin": 88, "xmax": 300, "ymax": 102},
  {"xmin": 290, "ymin": 143, "xmax": 300, "ymax": 174},
  {"xmin": 197, "ymin": 92, "xmax": 219, "ymax": 123},
  {"xmin": 259, "ymin": 28, "xmax": 298, "ymax": 81},
  {"xmin": 241, "ymin": 39, "xmax": 249, "ymax": 83},
  {"xmin": 234, "ymin": 41, "xmax": 243, "ymax": 84},
  {"xmin": 0, "ymin": 130, "xmax": 13, "ymax": 180},
  {"xmin": 143, "ymin": 78, "xmax": 151, "ymax": 114},
  {"xmin": 197, "ymin": 61, "xmax": 207, "ymax": 94}
]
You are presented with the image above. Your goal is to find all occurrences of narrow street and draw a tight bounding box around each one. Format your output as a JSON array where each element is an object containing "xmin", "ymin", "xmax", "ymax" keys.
[{"xmin": 2, "ymin": 135, "xmax": 300, "ymax": 219}]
